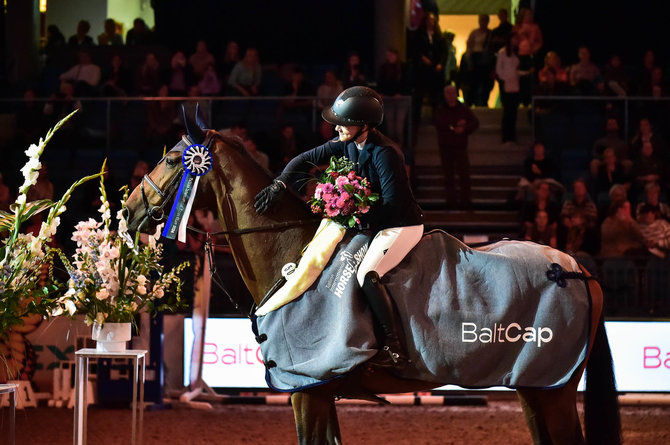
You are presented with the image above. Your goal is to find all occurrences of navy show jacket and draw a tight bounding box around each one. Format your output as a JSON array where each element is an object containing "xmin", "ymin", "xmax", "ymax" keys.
[{"xmin": 277, "ymin": 129, "xmax": 423, "ymax": 231}]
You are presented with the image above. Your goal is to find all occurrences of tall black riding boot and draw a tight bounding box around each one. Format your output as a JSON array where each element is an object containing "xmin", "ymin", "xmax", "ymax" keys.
[{"xmin": 361, "ymin": 271, "xmax": 409, "ymax": 368}]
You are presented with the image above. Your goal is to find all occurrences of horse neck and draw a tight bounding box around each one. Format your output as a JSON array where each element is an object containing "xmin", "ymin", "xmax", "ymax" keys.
[{"xmin": 205, "ymin": 147, "xmax": 318, "ymax": 306}]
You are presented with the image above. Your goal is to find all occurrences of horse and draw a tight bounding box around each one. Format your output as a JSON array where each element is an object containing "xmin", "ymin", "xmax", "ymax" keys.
[{"xmin": 125, "ymin": 123, "xmax": 621, "ymax": 445}]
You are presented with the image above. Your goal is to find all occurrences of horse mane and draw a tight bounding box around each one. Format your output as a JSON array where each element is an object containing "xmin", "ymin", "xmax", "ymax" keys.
[{"xmin": 212, "ymin": 130, "xmax": 275, "ymax": 178}]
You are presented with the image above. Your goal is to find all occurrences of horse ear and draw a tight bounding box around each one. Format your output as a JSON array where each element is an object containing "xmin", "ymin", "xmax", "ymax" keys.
[
  {"xmin": 182, "ymin": 104, "xmax": 206, "ymax": 145},
  {"xmin": 195, "ymin": 103, "xmax": 208, "ymax": 131}
]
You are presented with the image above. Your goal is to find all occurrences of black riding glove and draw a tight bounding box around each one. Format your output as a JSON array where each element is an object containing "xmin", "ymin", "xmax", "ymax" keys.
[{"xmin": 254, "ymin": 179, "xmax": 286, "ymax": 214}]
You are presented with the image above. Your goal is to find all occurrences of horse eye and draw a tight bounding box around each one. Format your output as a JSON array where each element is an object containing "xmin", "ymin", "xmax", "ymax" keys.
[{"xmin": 165, "ymin": 154, "xmax": 180, "ymax": 167}]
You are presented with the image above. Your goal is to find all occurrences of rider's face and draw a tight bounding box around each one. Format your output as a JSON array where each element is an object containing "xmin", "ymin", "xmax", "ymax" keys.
[{"xmin": 335, "ymin": 125, "xmax": 362, "ymax": 142}]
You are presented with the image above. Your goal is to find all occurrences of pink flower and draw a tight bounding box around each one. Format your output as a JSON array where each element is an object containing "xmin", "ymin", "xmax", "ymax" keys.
[
  {"xmin": 359, "ymin": 205, "xmax": 370, "ymax": 214},
  {"xmin": 325, "ymin": 206, "xmax": 340, "ymax": 217},
  {"xmin": 310, "ymin": 204, "xmax": 322, "ymax": 214},
  {"xmin": 322, "ymin": 183, "xmax": 334, "ymax": 194},
  {"xmin": 335, "ymin": 176, "xmax": 349, "ymax": 187},
  {"xmin": 347, "ymin": 171, "xmax": 356, "ymax": 180},
  {"xmin": 322, "ymin": 193, "xmax": 333, "ymax": 202}
]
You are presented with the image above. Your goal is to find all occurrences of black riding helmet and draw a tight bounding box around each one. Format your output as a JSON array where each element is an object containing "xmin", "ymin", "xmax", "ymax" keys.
[{"xmin": 322, "ymin": 86, "xmax": 384, "ymax": 127}]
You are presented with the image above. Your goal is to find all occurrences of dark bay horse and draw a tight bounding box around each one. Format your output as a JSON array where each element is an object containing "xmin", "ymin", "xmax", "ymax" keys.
[{"xmin": 125, "ymin": 127, "xmax": 621, "ymax": 445}]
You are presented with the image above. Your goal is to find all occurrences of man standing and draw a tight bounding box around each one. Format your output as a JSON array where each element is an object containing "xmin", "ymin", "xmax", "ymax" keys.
[{"xmin": 434, "ymin": 86, "xmax": 479, "ymax": 209}]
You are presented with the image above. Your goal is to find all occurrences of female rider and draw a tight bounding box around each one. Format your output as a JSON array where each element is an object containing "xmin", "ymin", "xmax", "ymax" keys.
[{"xmin": 254, "ymin": 86, "xmax": 423, "ymax": 366}]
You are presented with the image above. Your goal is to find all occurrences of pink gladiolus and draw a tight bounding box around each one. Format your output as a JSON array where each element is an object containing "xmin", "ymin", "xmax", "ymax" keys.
[{"xmin": 347, "ymin": 171, "xmax": 356, "ymax": 180}]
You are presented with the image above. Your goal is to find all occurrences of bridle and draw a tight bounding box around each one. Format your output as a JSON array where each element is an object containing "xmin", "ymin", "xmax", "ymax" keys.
[
  {"xmin": 138, "ymin": 135, "xmax": 191, "ymax": 231},
  {"xmin": 136, "ymin": 133, "xmax": 319, "ymax": 318}
]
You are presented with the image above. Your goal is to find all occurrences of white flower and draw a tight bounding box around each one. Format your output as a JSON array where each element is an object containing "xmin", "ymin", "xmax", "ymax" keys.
[
  {"xmin": 136, "ymin": 275, "xmax": 147, "ymax": 286},
  {"xmin": 64, "ymin": 299, "xmax": 77, "ymax": 316},
  {"xmin": 15, "ymin": 194, "xmax": 26, "ymax": 206},
  {"xmin": 57, "ymin": 205, "xmax": 67, "ymax": 216},
  {"xmin": 25, "ymin": 143, "xmax": 41, "ymax": 158},
  {"xmin": 96, "ymin": 288, "xmax": 109, "ymax": 300},
  {"xmin": 137, "ymin": 285, "xmax": 147, "ymax": 295},
  {"xmin": 153, "ymin": 286, "xmax": 164, "ymax": 299}
]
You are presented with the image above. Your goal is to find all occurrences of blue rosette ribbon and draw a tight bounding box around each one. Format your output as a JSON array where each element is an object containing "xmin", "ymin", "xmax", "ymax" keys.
[{"xmin": 162, "ymin": 144, "xmax": 212, "ymax": 241}]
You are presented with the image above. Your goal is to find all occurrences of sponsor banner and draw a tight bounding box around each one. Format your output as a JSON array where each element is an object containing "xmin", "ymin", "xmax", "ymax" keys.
[{"xmin": 183, "ymin": 318, "xmax": 670, "ymax": 392}]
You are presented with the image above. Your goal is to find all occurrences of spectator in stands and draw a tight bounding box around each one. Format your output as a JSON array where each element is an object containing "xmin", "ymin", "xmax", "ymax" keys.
[
  {"xmin": 135, "ymin": 51, "xmax": 164, "ymax": 96},
  {"xmin": 59, "ymin": 49, "xmax": 101, "ymax": 96},
  {"xmin": 98, "ymin": 18, "xmax": 123, "ymax": 46},
  {"xmin": 600, "ymin": 198, "xmax": 649, "ymax": 257},
  {"xmin": 522, "ymin": 141, "xmax": 557, "ymax": 183},
  {"xmin": 167, "ymin": 50, "xmax": 194, "ymax": 96},
  {"xmin": 465, "ymin": 14, "xmax": 494, "ymax": 107},
  {"xmin": 514, "ymin": 8, "xmax": 543, "ymax": 57},
  {"xmin": 0, "ymin": 173, "xmax": 12, "ymax": 212},
  {"xmin": 569, "ymin": 45, "xmax": 602, "ymax": 95},
  {"xmin": 67, "ymin": 20, "xmax": 95, "ymax": 48},
  {"xmin": 495, "ymin": 32, "xmax": 522, "ymax": 144},
  {"xmin": 145, "ymin": 84, "xmax": 178, "ymax": 154},
  {"xmin": 631, "ymin": 117, "xmax": 667, "ymax": 160},
  {"xmin": 43, "ymin": 80, "xmax": 81, "ymax": 129},
  {"xmin": 410, "ymin": 11, "xmax": 446, "ymax": 125},
  {"xmin": 316, "ymin": 69, "xmax": 343, "ymax": 111},
  {"xmin": 101, "ymin": 53, "xmax": 133, "ymax": 96},
  {"xmin": 558, "ymin": 209, "xmax": 600, "ymax": 257},
  {"xmin": 637, "ymin": 203, "xmax": 670, "ymax": 257},
  {"xmin": 525, "ymin": 209, "xmax": 557, "ymax": 247},
  {"xmin": 513, "ymin": 8, "xmax": 542, "ymax": 106},
  {"xmin": 274, "ymin": 123, "xmax": 299, "ymax": 169},
  {"xmin": 521, "ymin": 179, "xmax": 560, "ymax": 237},
  {"xmin": 602, "ymin": 54, "xmax": 630, "ymax": 97},
  {"xmin": 490, "ymin": 8, "xmax": 513, "ymax": 54},
  {"xmin": 560, "ymin": 178, "xmax": 598, "ymax": 229},
  {"xmin": 219, "ymin": 40, "xmax": 240, "ymax": 84},
  {"xmin": 377, "ymin": 48, "xmax": 409, "ymax": 144},
  {"xmin": 43, "ymin": 25, "xmax": 66, "ymax": 54},
  {"xmin": 537, "ymin": 51, "xmax": 568, "ymax": 95},
  {"xmin": 645, "ymin": 66, "xmax": 667, "ymax": 98},
  {"xmin": 594, "ymin": 147, "xmax": 629, "ymax": 201},
  {"xmin": 189, "ymin": 40, "xmax": 216, "ymax": 80},
  {"xmin": 635, "ymin": 49, "xmax": 658, "ymax": 96},
  {"xmin": 125, "ymin": 18, "xmax": 152, "ymax": 47},
  {"xmin": 635, "ymin": 182, "xmax": 670, "ymax": 221},
  {"xmin": 198, "ymin": 64, "xmax": 221, "ymax": 96},
  {"xmin": 434, "ymin": 85, "xmax": 479, "ymax": 209},
  {"xmin": 227, "ymin": 47, "xmax": 261, "ymax": 96},
  {"xmin": 243, "ymin": 136, "xmax": 270, "ymax": 171},
  {"xmin": 442, "ymin": 31, "xmax": 458, "ymax": 87},
  {"xmin": 591, "ymin": 117, "xmax": 631, "ymax": 176},
  {"xmin": 341, "ymin": 51, "xmax": 368, "ymax": 89},
  {"xmin": 631, "ymin": 141, "xmax": 663, "ymax": 197}
]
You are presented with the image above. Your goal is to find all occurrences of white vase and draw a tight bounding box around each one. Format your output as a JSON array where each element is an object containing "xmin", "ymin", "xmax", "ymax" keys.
[{"xmin": 91, "ymin": 322, "xmax": 132, "ymax": 352}]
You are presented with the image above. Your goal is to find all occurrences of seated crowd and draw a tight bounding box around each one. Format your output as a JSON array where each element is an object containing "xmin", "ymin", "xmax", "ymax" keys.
[{"xmin": 519, "ymin": 112, "xmax": 670, "ymax": 266}]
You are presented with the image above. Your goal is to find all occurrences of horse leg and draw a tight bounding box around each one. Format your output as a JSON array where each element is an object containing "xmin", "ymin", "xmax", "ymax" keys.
[
  {"xmin": 291, "ymin": 391, "xmax": 342, "ymax": 445},
  {"xmin": 517, "ymin": 378, "xmax": 585, "ymax": 445}
]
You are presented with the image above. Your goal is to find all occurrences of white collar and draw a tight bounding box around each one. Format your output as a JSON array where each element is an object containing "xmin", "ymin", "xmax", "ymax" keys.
[{"xmin": 355, "ymin": 138, "xmax": 367, "ymax": 151}]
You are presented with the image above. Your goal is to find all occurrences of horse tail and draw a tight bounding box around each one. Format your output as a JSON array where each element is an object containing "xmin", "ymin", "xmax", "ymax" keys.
[{"xmin": 584, "ymin": 314, "xmax": 621, "ymax": 445}]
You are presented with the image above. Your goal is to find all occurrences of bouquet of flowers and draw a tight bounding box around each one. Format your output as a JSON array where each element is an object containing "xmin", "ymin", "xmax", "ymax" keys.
[
  {"xmin": 0, "ymin": 110, "xmax": 100, "ymax": 336},
  {"xmin": 308, "ymin": 156, "xmax": 379, "ymax": 228},
  {"xmin": 57, "ymin": 165, "xmax": 189, "ymax": 326}
]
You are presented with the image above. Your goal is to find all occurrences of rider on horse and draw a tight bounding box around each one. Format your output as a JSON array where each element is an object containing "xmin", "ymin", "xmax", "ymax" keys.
[{"xmin": 254, "ymin": 86, "xmax": 424, "ymax": 367}]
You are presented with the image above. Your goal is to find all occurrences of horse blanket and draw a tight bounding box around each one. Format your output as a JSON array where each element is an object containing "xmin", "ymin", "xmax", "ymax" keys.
[{"xmin": 255, "ymin": 231, "xmax": 592, "ymax": 392}]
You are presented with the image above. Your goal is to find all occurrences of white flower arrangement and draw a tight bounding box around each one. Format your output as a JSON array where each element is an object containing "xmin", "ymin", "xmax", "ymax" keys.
[
  {"xmin": 0, "ymin": 110, "xmax": 100, "ymax": 336},
  {"xmin": 57, "ymin": 165, "xmax": 189, "ymax": 325}
]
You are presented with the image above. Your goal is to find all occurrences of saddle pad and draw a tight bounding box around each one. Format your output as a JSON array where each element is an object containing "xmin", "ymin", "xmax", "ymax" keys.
[{"xmin": 255, "ymin": 231, "xmax": 591, "ymax": 392}]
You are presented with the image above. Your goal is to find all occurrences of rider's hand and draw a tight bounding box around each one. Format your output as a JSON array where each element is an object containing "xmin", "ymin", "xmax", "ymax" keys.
[{"xmin": 254, "ymin": 180, "xmax": 286, "ymax": 215}]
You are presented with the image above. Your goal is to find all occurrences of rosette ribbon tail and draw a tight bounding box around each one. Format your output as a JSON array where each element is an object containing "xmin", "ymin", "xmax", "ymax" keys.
[{"xmin": 162, "ymin": 143, "xmax": 212, "ymax": 241}]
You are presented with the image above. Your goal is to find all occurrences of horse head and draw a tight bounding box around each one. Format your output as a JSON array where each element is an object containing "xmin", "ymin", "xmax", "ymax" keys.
[{"xmin": 125, "ymin": 118, "xmax": 318, "ymax": 302}]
